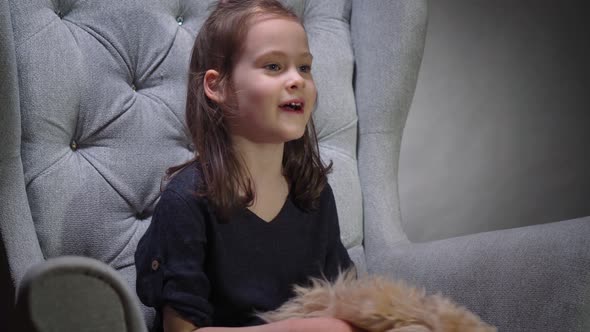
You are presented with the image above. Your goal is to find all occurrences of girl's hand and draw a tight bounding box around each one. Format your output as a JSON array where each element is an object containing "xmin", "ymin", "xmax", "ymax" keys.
[
  {"xmin": 280, "ymin": 317, "xmax": 367, "ymax": 332},
  {"xmin": 318, "ymin": 317, "xmax": 366, "ymax": 332}
]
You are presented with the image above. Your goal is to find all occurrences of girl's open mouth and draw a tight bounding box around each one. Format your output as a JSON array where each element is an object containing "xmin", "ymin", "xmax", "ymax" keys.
[{"xmin": 279, "ymin": 100, "xmax": 304, "ymax": 113}]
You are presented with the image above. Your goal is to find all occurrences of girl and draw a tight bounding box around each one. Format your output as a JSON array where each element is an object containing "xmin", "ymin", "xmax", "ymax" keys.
[{"xmin": 135, "ymin": 1, "xmax": 357, "ymax": 331}]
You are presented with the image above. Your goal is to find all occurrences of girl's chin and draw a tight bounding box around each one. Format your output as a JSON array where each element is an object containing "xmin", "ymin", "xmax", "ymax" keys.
[
  {"xmin": 257, "ymin": 128, "xmax": 307, "ymax": 143},
  {"xmin": 281, "ymin": 129, "xmax": 307, "ymax": 142},
  {"xmin": 231, "ymin": 126, "xmax": 307, "ymax": 144}
]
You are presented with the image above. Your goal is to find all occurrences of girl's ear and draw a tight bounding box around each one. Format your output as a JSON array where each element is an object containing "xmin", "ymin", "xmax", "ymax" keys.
[{"xmin": 203, "ymin": 69, "xmax": 224, "ymax": 103}]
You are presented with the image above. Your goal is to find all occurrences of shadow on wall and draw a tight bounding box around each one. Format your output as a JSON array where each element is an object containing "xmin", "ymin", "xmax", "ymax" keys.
[{"xmin": 399, "ymin": 0, "xmax": 590, "ymax": 242}]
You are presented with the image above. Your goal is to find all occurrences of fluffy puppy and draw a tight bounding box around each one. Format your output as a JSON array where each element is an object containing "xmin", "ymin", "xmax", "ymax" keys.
[{"xmin": 258, "ymin": 269, "xmax": 496, "ymax": 332}]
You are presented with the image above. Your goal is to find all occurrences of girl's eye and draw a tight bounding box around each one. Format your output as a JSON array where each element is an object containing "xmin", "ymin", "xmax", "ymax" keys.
[
  {"xmin": 299, "ymin": 65, "xmax": 312, "ymax": 73},
  {"xmin": 265, "ymin": 64, "xmax": 281, "ymax": 71}
]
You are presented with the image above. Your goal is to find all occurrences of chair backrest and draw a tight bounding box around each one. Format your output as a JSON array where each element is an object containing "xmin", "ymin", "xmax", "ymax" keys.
[{"xmin": 1, "ymin": 0, "xmax": 428, "ymax": 326}]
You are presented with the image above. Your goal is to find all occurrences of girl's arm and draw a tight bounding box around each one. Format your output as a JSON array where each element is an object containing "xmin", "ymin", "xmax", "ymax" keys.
[{"xmin": 163, "ymin": 306, "xmax": 363, "ymax": 332}]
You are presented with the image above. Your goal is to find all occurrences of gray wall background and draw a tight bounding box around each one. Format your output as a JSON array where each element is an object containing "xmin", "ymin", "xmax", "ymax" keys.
[{"xmin": 399, "ymin": 0, "xmax": 590, "ymax": 242}]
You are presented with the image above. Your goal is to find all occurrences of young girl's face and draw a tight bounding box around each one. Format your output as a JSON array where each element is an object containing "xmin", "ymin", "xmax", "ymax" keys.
[{"xmin": 228, "ymin": 16, "xmax": 316, "ymax": 144}]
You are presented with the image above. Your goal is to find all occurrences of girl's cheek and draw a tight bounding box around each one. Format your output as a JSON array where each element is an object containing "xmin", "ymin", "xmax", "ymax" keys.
[{"xmin": 249, "ymin": 83, "xmax": 275, "ymax": 103}]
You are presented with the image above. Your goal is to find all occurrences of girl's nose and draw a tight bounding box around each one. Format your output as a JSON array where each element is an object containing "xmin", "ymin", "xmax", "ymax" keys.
[{"xmin": 286, "ymin": 69, "xmax": 305, "ymax": 90}]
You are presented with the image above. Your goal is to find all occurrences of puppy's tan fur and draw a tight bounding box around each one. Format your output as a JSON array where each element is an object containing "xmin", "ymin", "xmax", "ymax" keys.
[{"xmin": 258, "ymin": 269, "xmax": 496, "ymax": 332}]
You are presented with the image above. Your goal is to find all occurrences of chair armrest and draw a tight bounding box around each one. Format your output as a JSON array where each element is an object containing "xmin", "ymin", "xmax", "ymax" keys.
[
  {"xmin": 369, "ymin": 217, "xmax": 590, "ymax": 331},
  {"xmin": 16, "ymin": 256, "xmax": 147, "ymax": 332}
]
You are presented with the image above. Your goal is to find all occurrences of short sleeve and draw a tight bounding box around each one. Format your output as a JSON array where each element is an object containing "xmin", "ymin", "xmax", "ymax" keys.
[
  {"xmin": 322, "ymin": 184, "xmax": 354, "ymax": 279},
  {"xmin": 135, "ymin": 188, "xmax": 213, "ymax": 328}
]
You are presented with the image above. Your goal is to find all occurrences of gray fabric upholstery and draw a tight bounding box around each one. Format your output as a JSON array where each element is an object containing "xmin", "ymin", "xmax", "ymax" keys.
[
  {"xmin": 16, "ymin": 256, "xmax": 146, "ymax": 332},
  {"xmin": 0, "ymin": 0, "xmax": 43, "ymax": 324},
  {"xmin": 2, "ymin": 0, "xmax": 589, "ymax": 330},
  {"xmin": 371, "ymin": 217, "xmax": 590, "ymax": 332},
  {"xmin": 0, "ymin": 0, "xmax": 44, "ymax": 292},
  {"xmin": 352, "ymin": 0, "xmax": 428, "ymax": 259}
]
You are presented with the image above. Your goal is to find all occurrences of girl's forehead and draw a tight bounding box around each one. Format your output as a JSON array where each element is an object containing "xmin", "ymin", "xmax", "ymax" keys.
[
  {"xmin": 243, "ymin": 16, "xmax": 308, "ymax": 51},
  {"xmin": 249, "ymin": 11, "xmax": 301, "ymax": 26}
]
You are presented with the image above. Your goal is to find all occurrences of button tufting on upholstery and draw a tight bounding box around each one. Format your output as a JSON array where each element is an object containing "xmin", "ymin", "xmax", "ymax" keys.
[
  {"xmin": 70, "ymin": 140, "xmax": 78, "ymax": 151},
  {"xmin": 56, "ymin": 10, "xmax": 64, "ymax": 19},
  {"xmin": 187, "ymin": 143, "xmax": 195, "ymax": 152},
  {"xmin": 176, "ymin": 16, "xmax": 184, "ymax": 26},
  {"xmin": 136, "ymin": 211, "xmax": 148, "ymax": 220},
  {"xmin": 131, "ymin": 84, "xmax": 136, "ymax": 91}
]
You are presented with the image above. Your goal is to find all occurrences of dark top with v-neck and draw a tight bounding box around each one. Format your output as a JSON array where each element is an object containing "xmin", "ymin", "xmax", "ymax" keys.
[{"xmin": 135, "ymin": 162, "xmax": 353, "ymax": 330}]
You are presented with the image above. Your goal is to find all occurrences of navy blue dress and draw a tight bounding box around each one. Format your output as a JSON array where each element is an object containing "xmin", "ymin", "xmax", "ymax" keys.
[{"xmin": 135, "ymin": 162, "xmax": 353, "ymax": 330}]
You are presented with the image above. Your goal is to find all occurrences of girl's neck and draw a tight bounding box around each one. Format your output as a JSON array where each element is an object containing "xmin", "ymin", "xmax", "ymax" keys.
[
  {"xmin": 232, "ymin": 135, "xmax": 290, "ymax": 222},
  {"xmin": 232, "ymin": 135, "xmax": 286, "ymax": 188}
]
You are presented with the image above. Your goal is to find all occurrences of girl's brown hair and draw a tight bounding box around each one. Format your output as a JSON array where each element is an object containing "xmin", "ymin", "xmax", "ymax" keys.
[{"xmin": 170, "ymin": 0, "xmax": 332, "ymax": 220}]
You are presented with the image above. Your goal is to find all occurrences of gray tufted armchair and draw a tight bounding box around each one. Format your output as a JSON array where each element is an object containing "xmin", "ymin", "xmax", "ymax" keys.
[{"xmin": 1, "ymin": 0, "xmax": 589, "ymax": 331}]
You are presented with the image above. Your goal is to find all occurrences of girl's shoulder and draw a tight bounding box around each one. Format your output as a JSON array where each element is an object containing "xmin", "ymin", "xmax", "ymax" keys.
[
  {"xmin": 154, "ymin": 161, "xmax": 214, "ymax": 222},
  {"xmin": 160, "ymin": 160, "xmax": 205, "ymax": 199},
  {"xmin": 319, "ymin": 181, "xmax": 335, "ymax": 203},
  {"xmin": 322, "ymin": 181, "xmax": 334, "ymax": 196}
]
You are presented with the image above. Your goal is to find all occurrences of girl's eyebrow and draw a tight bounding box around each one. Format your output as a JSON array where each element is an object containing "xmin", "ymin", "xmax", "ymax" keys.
[{"xmin": 255, "ymin": 50, "xmax": 313, "ymax": 60}]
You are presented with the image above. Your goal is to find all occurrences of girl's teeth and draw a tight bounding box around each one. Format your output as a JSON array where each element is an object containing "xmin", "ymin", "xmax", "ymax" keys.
[{"xmin": 280, "ymin": 102, "xmax": 302, "ymax": 111}]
